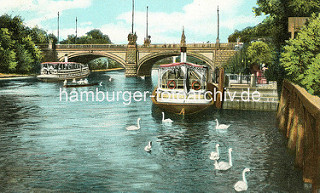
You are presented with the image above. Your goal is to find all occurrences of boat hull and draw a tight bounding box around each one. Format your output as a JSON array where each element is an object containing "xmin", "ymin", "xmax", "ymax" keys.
[{"xmin": 151, "ymin": 88, "xmax": 214, "ymax": 115}]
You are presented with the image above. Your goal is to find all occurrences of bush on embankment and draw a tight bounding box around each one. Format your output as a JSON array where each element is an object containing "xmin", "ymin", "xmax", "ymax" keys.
[{"xmin": 280, "ymin": 14, "xmax": 320, "ymax": 96}]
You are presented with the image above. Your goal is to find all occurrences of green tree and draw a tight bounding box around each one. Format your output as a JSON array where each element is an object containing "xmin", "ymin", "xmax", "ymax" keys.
[
  {"xmin": 61, "ymin": 29, "xmax": 112, "ymax": 44},
  {"xmin": 0, "ymin": 14, "xmax": 42, "ymax": 74},
  {"xmin": 253, "ymin": 0, "xmax": 320, "ymax": 51},
  {"xmin": 228, "ymin": 17, "xmax": 274, "ymax": 43},
  {"xmin": 247, "ymin": 41, "xmax": 273, "ymax": 68},
  {"xmin": 225, "ymin": 43, "xmax": 249, "ymax": 74},
  {"xmin": 0, "ymin": 28, "xmax": 17, "ymax": 72},
  {"xmin": 28, "ymin": 26, "xmax": 48, "ymax": 44},
  {"xmin": 280, "ymin": 14, "xmax": 320, "ymax": 95}
]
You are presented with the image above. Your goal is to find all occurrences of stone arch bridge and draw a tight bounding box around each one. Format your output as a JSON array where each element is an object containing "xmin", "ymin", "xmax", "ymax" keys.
[{"xmin": 40, "ymin": 43, "xmax": 238, "ymax": 77}]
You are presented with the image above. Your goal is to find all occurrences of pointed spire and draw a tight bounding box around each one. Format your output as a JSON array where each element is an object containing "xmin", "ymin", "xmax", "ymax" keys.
[{"xmin": 180, "ymin": 26, "xmax": 186, "ymax": 46}]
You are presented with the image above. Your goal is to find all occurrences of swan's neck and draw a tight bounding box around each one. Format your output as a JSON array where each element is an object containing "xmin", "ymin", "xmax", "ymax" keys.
[
  {"xmin": 162, "ymin": 113, "xmax": 165, "ymax": 121},
  {"xmin": 216, "ymin": 119, "xmax": 219, "ymax": 126},
  {"xmin": 228, "ymin": 150, "xmax": 232, "ymax": 166},
  {"xmin": 137, "ymin": 119, "xmax": 140, "ymax": 128},
  {"xmin": 242, "ymin": 170, "xmax": 247, "ymax": 184},
  {"xmin": 214, "ymin": 159, "xmax": 218, "ymax": 166}
]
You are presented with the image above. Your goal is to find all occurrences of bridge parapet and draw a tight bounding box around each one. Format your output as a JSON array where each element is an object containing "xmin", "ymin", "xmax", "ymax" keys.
[
  {"xmin": 56, "ymin": 44, "xmax": 127, "ymax": 50},
  {"xmin": 54, "ymin": 42, "xmax": 239, "ymax": 50},
  {"xmin": 139, "ymin": 42, "xmax": 238, "ymax": 50}
]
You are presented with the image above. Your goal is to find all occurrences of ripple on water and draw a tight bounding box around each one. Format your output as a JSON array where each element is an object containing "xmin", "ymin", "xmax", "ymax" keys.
[{"xmin": 0, "ymin": 71, "xmax": 309, "ymax": 192}]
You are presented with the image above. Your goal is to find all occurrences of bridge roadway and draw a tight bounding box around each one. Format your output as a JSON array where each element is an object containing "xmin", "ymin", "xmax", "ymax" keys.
[{"xmin": 39, "ymin": 42, "xmax": 238, "ymax": 77}]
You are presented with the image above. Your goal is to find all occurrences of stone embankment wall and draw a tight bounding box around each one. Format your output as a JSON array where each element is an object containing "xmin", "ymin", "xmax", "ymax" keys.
[{"xmin": 277, "ymin": 80, "xmax": 320, "ymax": 192}]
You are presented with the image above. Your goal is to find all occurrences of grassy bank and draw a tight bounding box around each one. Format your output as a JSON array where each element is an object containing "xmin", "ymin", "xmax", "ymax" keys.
[{"xmin": 0, "ymin": 73, "xmax": 36, "ymax": 78}]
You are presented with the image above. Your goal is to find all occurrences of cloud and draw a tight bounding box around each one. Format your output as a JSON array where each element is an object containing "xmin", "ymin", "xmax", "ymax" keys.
[
  {"xmin": 0, "ymin": 0, "xmax": 263, "ymax": 44},
  {"xmin": 110, "ymin": 0, "xmax": 261, "ymax": 44},
  {"xmin": 0, "ymin": 0, "xmax": 92, "ymax": 27}
]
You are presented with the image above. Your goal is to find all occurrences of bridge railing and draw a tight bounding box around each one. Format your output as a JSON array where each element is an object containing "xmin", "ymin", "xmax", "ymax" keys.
[
  {"xmin": 40, "ymin": 42, "xmax": 239, "ymax": 50},
  {"xmin": 56, "ymin": 44, "xmax": 127, "ymax": 49},
  {"xmin": 139, "ymin": 43, "xmax": 238, "ymax": 49}
]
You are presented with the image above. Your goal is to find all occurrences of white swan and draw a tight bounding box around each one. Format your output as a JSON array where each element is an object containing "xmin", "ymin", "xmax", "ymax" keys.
[
  {"xmin": 144, "ymin": 141, "xmax": 152, "ymax": 152},
  {"xmin": 72, "ymin": 78, "xmax": 76, "ymax": 83},
  {"xmin": 63, "ymin": 79, "xmax": 67, "ymax": 85},
  {"xmin": 83, "ymin": 78, "xmax": 88, "ymax": 84},
  {"xmin": 162, "ymin": 112, "xmax": 173, "ymax": 124},
  {"xmin": 209, "ymin": 144, "xmax": 220, "ymax": 160},
  {"xmin": 234, "ymin": 168, "xmax": 251, "ymax": 192},
  {"xmin": 126, "ymin": 118, "xmax": 141, "ymax": 131},
  {"xmin": 78, "ymin": 79, "xmax": 84, "ymax": 85},
  {"xmin": 215, "ymin": 119, "xmax": 230, "ymax": 130},
  {"xmin": 109, "ymin": 77, "xmax": 112, "ymax": 82},
  {"xmin": 214, "ymin": 148, "xmax": 232, "ymax": 170}
]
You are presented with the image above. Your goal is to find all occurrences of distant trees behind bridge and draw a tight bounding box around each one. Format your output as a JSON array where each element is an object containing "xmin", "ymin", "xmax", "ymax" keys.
[{"xmin": 60, "ymin": 29, "xmax": 111, "ymax": 44}]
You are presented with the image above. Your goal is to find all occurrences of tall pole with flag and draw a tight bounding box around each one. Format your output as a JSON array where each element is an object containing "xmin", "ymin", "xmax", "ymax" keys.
[
  {"xmin": 57, "ymin": 12, "xmax": 60, "ymax": 44},
  {"xmin": 131, "ymin": 0, "xmax": 134, "ymax": 34},
  {"xmin": 216, "ymin": 6, "xmax": 220, "ymax": 44},
  {"xmin": 75, "ymin": 17, "xmax": 78, "ymax": 44},
  {"xmin": 146, "ymin": 6, "xmax": 148, "ymax": 39}
]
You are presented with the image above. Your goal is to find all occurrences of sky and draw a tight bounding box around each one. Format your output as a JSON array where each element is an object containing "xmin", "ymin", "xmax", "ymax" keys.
[{"xmin": 0, "ymin": 0, "xmax": 266, "ymax": 44}]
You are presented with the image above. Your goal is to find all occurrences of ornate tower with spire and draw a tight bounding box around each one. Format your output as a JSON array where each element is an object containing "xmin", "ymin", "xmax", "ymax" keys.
[
  {"xmin": 180, "ymin": 27, "xmax": 186, "ymax": 47},
  {"xmin": 180, "ymin": 27, "xmax": 187, "ymax": 62}
]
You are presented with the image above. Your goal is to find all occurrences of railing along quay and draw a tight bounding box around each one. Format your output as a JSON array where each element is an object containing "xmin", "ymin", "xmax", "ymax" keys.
[{"xmin": 277, "ymin": 79, "xmax": 320, "ymax": 192}]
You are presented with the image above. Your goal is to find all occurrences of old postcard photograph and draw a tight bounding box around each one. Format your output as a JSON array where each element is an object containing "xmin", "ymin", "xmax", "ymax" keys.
[{"xmin": 1, "ymin": 0, "xmax": 320, "ymax": 192}]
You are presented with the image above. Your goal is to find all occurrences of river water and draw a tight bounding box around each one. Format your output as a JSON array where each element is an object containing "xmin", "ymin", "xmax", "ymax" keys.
[{"xmin": 0, "ymin": 70, "xmax": 308, "ymax": 192}]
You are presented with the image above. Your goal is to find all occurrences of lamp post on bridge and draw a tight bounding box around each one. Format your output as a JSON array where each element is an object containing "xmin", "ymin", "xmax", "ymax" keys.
[
  {"xmin": 126, "ymin": 0, "xmax": 138, "ymax": 76},
  {"xmin": 144, "ymin": 6, "xmax": 151, "ymax": 46},
  {"xmin": 216, "ymin": 6, "xmax": 220, "ymax": 45},
  {"xmin": 128, "ymin": 0, "xmax": 137, "ymax": 46}
]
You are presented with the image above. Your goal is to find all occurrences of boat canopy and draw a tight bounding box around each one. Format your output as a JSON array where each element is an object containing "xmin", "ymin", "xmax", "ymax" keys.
[
  {"xmin": 158, "ymin": 62, "xmax": 208, "ymax": 91},
  {"xmin": 40, "ymin": 62, "xmax": 88, "ymax": 70}
]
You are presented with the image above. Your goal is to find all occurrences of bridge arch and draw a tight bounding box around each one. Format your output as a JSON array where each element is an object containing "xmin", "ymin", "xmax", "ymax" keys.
[
  {"xmin": 58, "ymin": 52, "xmax": 127, "ymax": 68},
  {"xmin": 137, "ymin": 51, "xmax": 215, "ymax": 76}
]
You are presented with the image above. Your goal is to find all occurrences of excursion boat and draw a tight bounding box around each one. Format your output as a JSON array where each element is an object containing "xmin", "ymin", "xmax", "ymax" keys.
[
  {"xmin": 37, "ymin": 62, "xmax": 90, "ymax": 82},
  {"xmin": 151, "ymin": 61, "xmax": 216, "ymax": 115}
]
